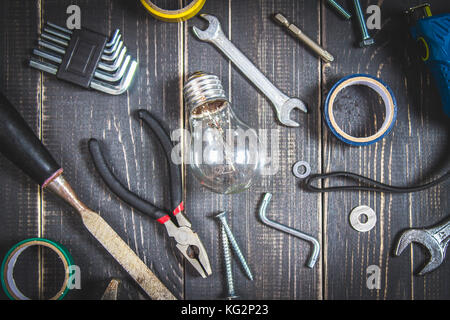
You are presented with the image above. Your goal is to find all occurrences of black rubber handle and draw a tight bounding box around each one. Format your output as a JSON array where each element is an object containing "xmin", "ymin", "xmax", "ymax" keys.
[
  {"xmin": 0, "ymin": 93, "xmax": 61, "ymax": 186},
  {"xmin": 88, "ymin": 138, "xmax": 168, "ymax": 222},
  {"xmin": 137, "ymin": 110, "xmax": 183, "ymax": 212}
]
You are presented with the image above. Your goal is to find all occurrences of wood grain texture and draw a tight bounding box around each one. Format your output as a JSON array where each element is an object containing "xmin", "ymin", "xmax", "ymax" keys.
[
  {"xmin": 0, "ymin": 0, "xmax": 448, "ymax": 300},
  {"xmin": 322, "ymin": 0, "xmax": 450, "ymax": 300},
  {"xmin": 38, "ymin": 0, "xmax": 184, "ymax": 299},
  {"xmin": 184, "ymin": 0, "xmax": 322, "ymax": 300},
  {"xmin": 0, "ymin": 0, "xmax": 42, "ymax": 300}
]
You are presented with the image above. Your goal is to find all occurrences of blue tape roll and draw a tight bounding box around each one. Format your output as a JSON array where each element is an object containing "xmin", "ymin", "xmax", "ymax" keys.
[{"xmin": 324, "ymin": 74, "xmax": 397, "ymax": 146}]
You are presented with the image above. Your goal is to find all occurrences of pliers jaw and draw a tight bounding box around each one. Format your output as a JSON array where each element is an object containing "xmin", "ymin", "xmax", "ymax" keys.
[
  {"xmin": 89, "ymin": 111, "xmax": 213, "ymax": 280},
  {"xmin": 164, "ymin": 217, "xmax": 212, "ymax": 278}
]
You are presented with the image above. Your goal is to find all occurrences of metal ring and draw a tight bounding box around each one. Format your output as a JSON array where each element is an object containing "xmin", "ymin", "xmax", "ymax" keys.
[
  {"xmin": 1, "ymin": 238, "xmax": 74, "ymax": 300},
  {"xmin": 293, "ymin": 161, "xmax": 311, "ymax": 179},
  {"xmin": 324, "ymin": 74, "xmax": 397, "ymax": 146},
  {"xmin": 349, "ymin": 206, "xmax": 377, "ymax": 232},
  {"xmin": 140, "ymin": 0, "xmax": 206, "ymax": 22}
]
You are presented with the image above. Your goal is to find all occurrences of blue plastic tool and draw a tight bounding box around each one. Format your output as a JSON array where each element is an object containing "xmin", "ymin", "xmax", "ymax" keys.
[{"xmin": 407, "ymin": 4, "xmax": 450, "ymax": 117}]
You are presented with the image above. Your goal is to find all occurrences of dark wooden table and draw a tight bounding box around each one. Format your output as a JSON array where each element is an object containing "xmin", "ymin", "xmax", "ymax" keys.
[{"xmin": 0, "ymin": 0, "xmax": 448, "ymax": 300}]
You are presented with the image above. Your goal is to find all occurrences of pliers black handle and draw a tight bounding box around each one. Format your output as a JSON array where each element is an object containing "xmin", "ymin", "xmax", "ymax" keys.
[
  {"xmin": 88, "ymin": 110, "xmax": 212, "ymax": 278},
  {"xmin": 88, "ymin": 110, "xmax": 182, "ymax": 224}
]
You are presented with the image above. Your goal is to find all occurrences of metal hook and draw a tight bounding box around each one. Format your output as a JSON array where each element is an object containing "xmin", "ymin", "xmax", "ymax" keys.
[{"xmin": 258, "ymin": 193, "xmax": 320, "ymax": 268}]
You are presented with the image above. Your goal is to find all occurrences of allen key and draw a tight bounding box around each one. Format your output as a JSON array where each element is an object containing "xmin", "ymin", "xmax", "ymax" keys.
[
  {"xmin": 258, "ymin": 193, "xmax": 320, "ymax": 268},
  {"xmin": 46, "ymin": 22, "xmax": 122, "ymax": 50},
  {"xmin": 29, "ymin": 22, "xmax": 137, "ymax": 95},
  {"xmin": 37, "ymin": 39, "xmax": 128, "ymax": 73},
  {"xmin": 29, "ymin": 58, "xmax": 138, "ymax": 95},
  {"xmin": 32, "ymin": 48, "xmax": 132, "ymax": 83},
  {"xmin": 39, "ymin": 27, "xmax": 124, "ymax": 62},
  {"xmin": 43, "ymin": 26, "xmax": 122, "ymax": 54}
]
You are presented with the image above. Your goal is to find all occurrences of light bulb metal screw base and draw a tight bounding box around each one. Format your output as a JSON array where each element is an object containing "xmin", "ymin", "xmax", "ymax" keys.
[{"xmin": 184, "ymin": 71, "xmax": 227, "ymax": 114}]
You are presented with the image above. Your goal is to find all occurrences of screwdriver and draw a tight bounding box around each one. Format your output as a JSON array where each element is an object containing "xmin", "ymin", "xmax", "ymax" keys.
[{"xmin": 0, "ymin": 92, "xmax": 176, "ymax": 300}]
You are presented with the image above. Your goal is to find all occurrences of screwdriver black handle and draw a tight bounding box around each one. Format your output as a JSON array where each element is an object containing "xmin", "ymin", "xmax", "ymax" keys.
[{"xmin": 0, "ymin": 92, "xmax": 61, "ymax": 186}]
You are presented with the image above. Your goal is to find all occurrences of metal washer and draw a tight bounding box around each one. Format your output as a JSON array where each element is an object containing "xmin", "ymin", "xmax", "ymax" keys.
[
  {"xmin": 349, "ymin": 205, "xmax": 376, "ymax": 232},
  {"xmin": 292, "ymin": 161, "xmax": 311, "ymax": 179}
]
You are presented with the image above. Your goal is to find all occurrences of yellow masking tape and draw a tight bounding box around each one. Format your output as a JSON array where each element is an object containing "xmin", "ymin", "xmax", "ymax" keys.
[
  {"xmin": 140, "ymin": 0, "xmax": 206, "ymax": 22},
  {"xmin": 418, "ymin": 37, "xmax": 430, "ymax": 61}
]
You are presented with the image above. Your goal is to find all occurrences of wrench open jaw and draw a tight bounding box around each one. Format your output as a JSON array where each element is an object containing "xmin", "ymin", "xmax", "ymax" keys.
[
  {"xmin": 193, "ymin": 14, "xmax": 307, "ymax": 128},
  {"xmin": 278, "ymin": 98, "xmax": 308, "ymax": 128},
  {"xmin": 395, "ymin": 229, "xmax": 448, "ymax": 275},
  {"xmin": 192, "ymin": 14, "xmax": 221, "ymax": 41}
]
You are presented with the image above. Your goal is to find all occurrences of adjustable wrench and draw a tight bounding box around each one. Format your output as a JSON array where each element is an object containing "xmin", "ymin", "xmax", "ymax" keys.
[
  {"xmin": 193, "ymin": 14, "xmax": 308, "ymax": 127},
  {"xmin": 395, "ymin": 215, "xmax": 449, "ymax": 275}
]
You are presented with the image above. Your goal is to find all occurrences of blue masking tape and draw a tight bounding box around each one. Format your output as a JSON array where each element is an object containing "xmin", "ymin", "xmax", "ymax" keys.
[{"xmin": 324, "ymin": 74, "xmax": 397, "ymax": 146}]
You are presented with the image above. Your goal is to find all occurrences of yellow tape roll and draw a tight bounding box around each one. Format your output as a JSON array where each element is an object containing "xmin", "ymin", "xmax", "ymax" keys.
[
  {"xmin": 140, "ymin": 0, "xmax": 206, "ymax": 22},
  {"xmin": 418, "ymin": 37, "xmax": 430, "ymax": 61}
]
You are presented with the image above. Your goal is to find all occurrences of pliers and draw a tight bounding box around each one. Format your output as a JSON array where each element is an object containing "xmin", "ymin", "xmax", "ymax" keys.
[{"xmin": 88, "ymin": 110, "xmax": 212, "ymax": 278}]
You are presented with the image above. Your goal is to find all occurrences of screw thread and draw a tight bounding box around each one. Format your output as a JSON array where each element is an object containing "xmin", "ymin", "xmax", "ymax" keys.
[
  {"xmin": 353, "ymin": 0, "xmax": 370, "ymax": 38},
  {"xmin": 326, "ymin": 0, "xmax": 352, "ymax": 20},
  {"xmin": 184, "ymin": 71, "xmax": 227, "ymax": 114},
  {"xmin": 220, "ymin": 218, "xmax": 254, "ymax": 281},
  {"xmin": 221, "ymin": 225, "xmax": 235, "ymax": 297}
]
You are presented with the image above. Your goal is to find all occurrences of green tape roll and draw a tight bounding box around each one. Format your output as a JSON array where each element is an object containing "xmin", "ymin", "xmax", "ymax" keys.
[{"xmin": 1, "ymin": 238, "xmax": 74, "ymax": 300}]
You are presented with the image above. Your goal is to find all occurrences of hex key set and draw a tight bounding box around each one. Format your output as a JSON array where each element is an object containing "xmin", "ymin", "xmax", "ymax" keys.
[{"xmin": 29, "ymin": 22, "xmax": 137, "ymax": 95}]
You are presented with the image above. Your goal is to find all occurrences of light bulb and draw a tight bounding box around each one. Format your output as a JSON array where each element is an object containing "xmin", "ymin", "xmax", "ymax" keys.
[{"xmin": 184, "ymin": 72, "xmax": 262, "ymax": 194}]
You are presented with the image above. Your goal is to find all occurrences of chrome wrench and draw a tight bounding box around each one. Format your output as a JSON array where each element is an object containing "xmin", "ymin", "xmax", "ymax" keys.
[
  {"xmin": 395, "ymin": 215, "xmax": 449, "ymax": 275},
  {"xmin": 193, "ymin": 14, "xmax": 308, "ymax": 127}
]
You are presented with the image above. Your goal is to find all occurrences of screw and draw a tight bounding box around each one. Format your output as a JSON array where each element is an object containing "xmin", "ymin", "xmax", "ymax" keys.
[
  {"xmin": 352, "ymin": 0, "xmax": 375, "ymax": 47},
  {"xmin": 220, "ymin": 224, "xmax": 238, "ymax": 300},
  {"xmin": 215, "ymin": 211, "xmax": 254, "ymax": 281},
  {"xmin": 326, "ymin": 0, "xmax": 352, "ymax": 20}
]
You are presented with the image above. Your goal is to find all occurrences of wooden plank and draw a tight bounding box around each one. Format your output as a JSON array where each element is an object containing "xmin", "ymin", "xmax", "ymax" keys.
[
  {"xmin": 184, "ymin": 0, "xmax": 322, "ymax": 299},
  {"xmin": 0, "ymin": 0, "xmax": 449, "ymax": 301},
  {"xmin": 0, "ymin": 0, "xmax": 41, "ymax": 300},
  {"xmin": 183, "ymin": 0, "xmax": 232, "ymax": 300},
  {"xmin": 38, "ymin": 0, "xmax": 183, "ymax": 299},
  {"xmin": 322, "ymin": 0, "xmax": 449, "ymax": 299}
]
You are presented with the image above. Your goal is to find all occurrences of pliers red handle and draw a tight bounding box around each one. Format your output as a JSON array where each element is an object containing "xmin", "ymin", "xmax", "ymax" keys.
[{"xmin": 88, "ymin": 110, "xmax": 212, "ymax": 278}]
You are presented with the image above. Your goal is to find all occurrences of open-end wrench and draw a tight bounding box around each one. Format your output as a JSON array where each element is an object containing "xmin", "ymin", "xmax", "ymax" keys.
[
  {"xmin": 193, "ymin": 14, "xmax": 307, "ymax": 127},
  {"xmin": 395, "ymin": 215, "xmax": 450, "ymax": 275}
]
